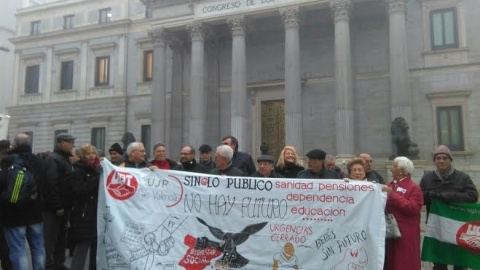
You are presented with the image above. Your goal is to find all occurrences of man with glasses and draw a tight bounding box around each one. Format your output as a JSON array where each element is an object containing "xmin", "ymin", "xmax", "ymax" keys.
[
  {"xmin": 173, "ymin": 146, "xmax": 207, "ymax": 173},
  {"xmin": 120, "ymin": 142, "xmax": 149, "ymax": 168},
  {"xmin": 44, "ymin": 133, "xmax": 76, "ymax": 270},
  {"xmin": 359, "ymin": 153, "xmax": 385, "ymax": 184}
]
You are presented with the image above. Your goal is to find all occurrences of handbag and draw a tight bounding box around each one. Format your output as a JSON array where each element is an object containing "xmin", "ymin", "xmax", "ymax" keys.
[{"xmin": 385, "ymin": 212, "xmax": 401, "ymax": 239}]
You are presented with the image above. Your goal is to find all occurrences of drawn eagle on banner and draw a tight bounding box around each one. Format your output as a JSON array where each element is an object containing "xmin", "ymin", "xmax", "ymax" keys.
[{"xmin": 194, "ymin": 218, "xmax": 268, "ymax": 268}]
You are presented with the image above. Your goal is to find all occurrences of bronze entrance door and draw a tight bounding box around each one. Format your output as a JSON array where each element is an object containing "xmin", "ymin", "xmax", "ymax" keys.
[{"xmin": 261, "ymin": 100, "xmax": 285, "ymax": 160}]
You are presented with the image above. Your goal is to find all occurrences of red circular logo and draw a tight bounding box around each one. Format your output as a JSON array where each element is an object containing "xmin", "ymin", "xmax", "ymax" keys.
[
  {"xmin": 201, "ymin": 177, "xmax": 209, "ymax": 186},
  {"xmin": 106, "ymin": 170, "xmax": 138, "ymax": 200},
  {"xmin": 456, "ymin": 221, "xmax": 480, "ymax": 254}
]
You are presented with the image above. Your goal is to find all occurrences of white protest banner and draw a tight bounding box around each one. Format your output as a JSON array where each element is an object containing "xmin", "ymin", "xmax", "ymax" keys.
[{"xmin": 97, "ymin": 159, "xmax": 387, "ymax": 270}]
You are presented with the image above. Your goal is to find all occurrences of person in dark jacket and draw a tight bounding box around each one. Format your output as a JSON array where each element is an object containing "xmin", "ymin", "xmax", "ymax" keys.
[
  {"xmin": 222, "ymin": 136, "xmax": 255, "ymax": 175},
  {"xmin": 420, "ymin": 145, "xmax": 478, "ymax": 270},
  {"xmin": 0, "ymin": 133, "xmax": 46, "ymax": 270},
  {"xmin": 44, "ymin": 133, "xmax": 76, "ymax": 270},
  {"xmin": 251, "ymin": 155, "xmax": 284, "ymax": 178},
  {"xmin": 120, "ymin": 142, "xmax": 149, "ymax": 169},
  {"xmin": 359, "ymin": 153, "xmax": 385, "ymax": 184},
  {"xmin": 275, "ymin": 145, "xmax": 304, "ymax": 178},
  {"xmin": 0, "ymin": 139, "xmax": 12, "ymax": 270},
  {"xmin": 198, "ymin": 144, "xmax": 215, "ymax": 171},
  {"xmin": 211, "ymin": 145, "xmax": 245, "ymax": 176},
  {"xmin": 297, "ymin": 149, "xmax": 340, "ymax": 179},
  {"xmin": 108, "ymin": 143, "xmax": 124, "ymax": 166},
  {"xmin": 150, "ymin": 143, "xmax": 177, "ymax": 170},
  {"xmin": 69, "ymin": 144, "xmax": 100, "ymax": 270},
  {"xmin": 173, "ymin": 146, "xmax": 207, "ymax": 173},
  {"xmin": 325, "ymin": 154, "xmax": 346, "ymax": 178}
]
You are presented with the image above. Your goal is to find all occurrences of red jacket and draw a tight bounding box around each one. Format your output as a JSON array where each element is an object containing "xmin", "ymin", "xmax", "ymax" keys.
[{"xmin": 385, "ymin": 176, "xmax": 424, "ymax": 270}]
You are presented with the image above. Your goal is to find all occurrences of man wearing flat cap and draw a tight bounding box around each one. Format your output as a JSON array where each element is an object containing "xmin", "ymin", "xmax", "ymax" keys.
[
  {"xmin": 251, "ymin": 155, "xmax": 284, "ymax": 178},
  {"xmin": 199, "ymin": 144, "xmax": 215, "ymax": 171},
  {"xmin": 44, "ymin": 133, "xmax": 76, "ymax": 270},
  {"xmin": 420, "ymin": 145, "xmax": 478, "ymax": 270},
  {"xmin": 297, "ymin": 149, "xmax": 341, "ymax": 179}
]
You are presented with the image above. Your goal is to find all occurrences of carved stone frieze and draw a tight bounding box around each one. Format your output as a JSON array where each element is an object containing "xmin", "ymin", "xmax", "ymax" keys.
[
  {"xmin": 329, "ymin": 0, "xmax": 352, "ymax": 22},
  {"xmin": 227, "ymin": 15, "xmax": 246, "ymax": 36},
  {"xmin": 385, "ymin": 0, "xmax": 408, "ymax": 14},
  {"xmin": 280, "ymin": 6, "xmax": 300, "ymax": 29}
]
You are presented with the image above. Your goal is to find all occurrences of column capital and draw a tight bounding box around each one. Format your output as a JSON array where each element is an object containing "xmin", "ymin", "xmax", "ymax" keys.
[
  {"xmin": 385, "ymin": 0, "xmax": 408, "ymax": 14},
  {"xmin": 148, "ymin": 28, "xmax": 170, "ymax": 47},
  {"xmin": 187, "ymin": 22, "xmax": 206, "ymax": 42},
  {"xmin": 227, "ymin": 15, "xmax": 246, "ymax": 36},
  {"xmin": 329, "ymin": 0, "xmax": 352, "ymax": 22},
  {"xmin": 280, "ymin": 6, "xmax": 300, "ymax": 29}
]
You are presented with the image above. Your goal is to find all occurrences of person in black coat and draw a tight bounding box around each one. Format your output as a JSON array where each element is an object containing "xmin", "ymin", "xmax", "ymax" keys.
[
  {"xmin": 297, "ymin": 149, "xmax": 340, "ymax": 179},
  {"xmin": 173, "ymin": 146, "xmax": 207, "ymax": 173},
  {"xmin": 69, "ymin": 144, "xmax": 101, "ymax": 270},
  {"xmin": 221, "ymin": 136, "xmax": 256, "ymax": 175},
  {"xmin": 275, "ymin": 146, "xmax": 304, "ymax": 178}
]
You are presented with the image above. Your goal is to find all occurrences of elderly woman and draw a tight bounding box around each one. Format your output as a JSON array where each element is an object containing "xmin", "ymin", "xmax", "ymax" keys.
[
  {"xmin": 346, "ymin": 157, "xmax": 367, "ymax": 180},
  {"xmin": 274, "ymin": 146, "xmax": 304, "ymax": 178},
  {"xmin": 383, "ymin": 157, "xmax": 423, "ymax": 270},
  {"xmin": 68, "ymin": 144, "xmax": 101, "ymax": 270}
]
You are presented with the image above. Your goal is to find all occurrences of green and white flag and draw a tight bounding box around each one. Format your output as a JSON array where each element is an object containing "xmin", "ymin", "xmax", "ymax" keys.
[{"xmin": 422, "ymin": 200, "xmax": 480, "ymax": 269}]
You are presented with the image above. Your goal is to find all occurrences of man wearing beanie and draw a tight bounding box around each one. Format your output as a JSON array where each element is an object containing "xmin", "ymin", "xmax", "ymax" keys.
[
  {"xmin": 420, "ymin": 145, "xmax": 478, "ymax": 270},
  {"xmin": 109, "ymin": 142, "xmax": 124, "ymax": 166},
  {"xmin": 297, "ymin": 149, "xmax": 341, "ymax": 179}
]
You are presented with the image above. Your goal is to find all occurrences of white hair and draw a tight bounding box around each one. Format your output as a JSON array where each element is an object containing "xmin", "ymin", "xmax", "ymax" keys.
[
  {"xmin": 126, "ymin": 142, "xmax": 142, "ymax": 156},
  {"xmin": 216, "ymin": 145, "xmax": 233, "ymax": 162},
  {"xmin": 393, "ymin": 156, "xmax": 414, "ymax": 175}
]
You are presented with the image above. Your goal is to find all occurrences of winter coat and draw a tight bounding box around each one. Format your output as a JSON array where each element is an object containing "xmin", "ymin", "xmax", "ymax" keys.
[
  {"xmin": 420, "ymin": 168, "xmax": 478, "ymax": 214},
  {"xmin": 199, "ymin": 158, "xmax": 216, "ymax": 171},
  {"xmin": 296, "ymin": 167, "xmax": 340, "ymax": 179},
  {"xmin": 68, "ymin": 161, "xmax": 100, "ymax": 243},
  {"xmin": 275, "ymin": 163, "xmax": 304, "ymax": 179},
  {"xmin": 0, "ymin": 145, "xmax": 46, "ymax": 227},
  {"xmin": 173, "ymin": 159, "xmax": 208, "ymax": 173},
  {"xmin": 120, "ymin": 159, "xmax": 149, "ymax": 169},
  {"xmin": 385, "ymin": 176, "xmax": 423, "ymax": 270},
  {"xmin": 231, "ymin": 151, "xmax": 256, "ymax": 175},
  {"xmin": 43, "ymin": 147, "xmax": 74, "ymax": 212},
  {"xmin": 366, "ymin": 170, "xmax": 385, "ymax": 184},
  {"xmin": 251, "ymin": 170, "xmax": 284, "ymax": 178},
  {"xmin": 211, "ymin": 164, "xmax": 246, "ymax": 176}
]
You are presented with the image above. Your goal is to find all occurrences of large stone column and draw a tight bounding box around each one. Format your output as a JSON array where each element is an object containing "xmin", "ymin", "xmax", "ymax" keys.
[
  {"xmin": 386, "ymin": 0, "xmax": 412, "ymax": 130},
  {"xmin": 148, "ymin": 28, "xmax": 169, "ymax": 146},
  {"xmin": 330, "ymin": 0, "xmax": 355, "ymax": 157},
  {"xmin": 187, "ymin": 22, "xmax": 206, "ymax": 147},
  {"xmin": 227, "ymin": 15, "xmax": 248, "ymax": 151},
  {"xmin": 281, "ymin": 6, "xmax": 304, "ymax": 156}
]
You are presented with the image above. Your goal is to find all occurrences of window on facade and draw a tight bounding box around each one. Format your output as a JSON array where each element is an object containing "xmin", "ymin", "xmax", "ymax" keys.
[
  {"xmin": 25, "ymin": 65, "xmax": 40, "ymax": 94},
  {"xmin": 437, "ymin": 106, "xmax": 464, "ymax": 151},
  {"xmin": 60, "ymin": 60, "xmax": 74, "ymax": 90},
  {"xmin": 63, "ymin": 15, "xmax": 74, "ymax": 30},
  {"xmin": 99, "ymin": 8, "xmax": 111, "ymax": 23},
  {"xmin": 95, "ymin": 56, "xmax": 110, "ymax": 86},
  {"xmin": 145, "ymin": 7, "xmax": 153, "ymax": 19},
  {"xmin": 143, "ymin": 50, "xmax": 153, "ymax": 82},
  {"xmin": 430, "ymin": 8, "xmax": 458, "ymax": 50},
  {"xmin": 30, "ymin": 21, "xmax": 40, "ymax": 35},
  {"xmin": 141, "ymin": 125, "xmax": 151, "ymax": 159},
  {"xmin": 91, "ymin": 127, "xmax": 106, "ymax": 153},
  {"xmin": 54, "ymin": 129, "xmax": 68, "ymax": 148}
]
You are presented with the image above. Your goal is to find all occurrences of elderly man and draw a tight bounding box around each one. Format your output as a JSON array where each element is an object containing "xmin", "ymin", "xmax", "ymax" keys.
[
  {"xmin": 297, "ymin": 149, "xmax": 340, "ymax": 179},
  {"xmin": 108, "ymin": 142, "xmax": 124, "ymax": 166},
  {"xmin": 325, "ymin": 154, "xmax": 345, "ymax": 178},
  {"xmin": 150, "ymin": 143, "xmax": 177, "ymax": 170},
  {"xmin": 44, "ymin": 133, "xmax": 76, "ymax": 270},
  {"xmin": 420, "ymin": 145, "xmax": 478, "ymax": 270},
  {"xmin": 222, "ymin": 136, "xmax": 255, "ymax": 175},
  {"xmin": 211, "ymin": 145, "xmax": 245, "ymax": 176},
  {"xmin": 359, "ymin": 153, "xmax": 385, "ymax": 184},
  {"xmin": 120, "ymin": 142, "xmax": 149, "ymax": 168},
  {"xmin": 251, "ymin": 155, "xmax": 284, "ymax": 178},
  {"xmin": 198, "ymin": 144, "xmax": 215, "ymax": 170},
  {"xmin": 174, "ymin": 146, "xmax": 207, "ymax": 173}
]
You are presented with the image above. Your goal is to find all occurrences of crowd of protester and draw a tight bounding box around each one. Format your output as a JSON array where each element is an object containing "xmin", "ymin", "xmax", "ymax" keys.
[{"xmin": 0, "ymin": 133, "xmax": 477, "ymax": 270}]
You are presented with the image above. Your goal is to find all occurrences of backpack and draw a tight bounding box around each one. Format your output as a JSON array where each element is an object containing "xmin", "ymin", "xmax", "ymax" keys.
[{"xmin": 0, "ymin": 154, "xmax": 38, "ymax": 204}]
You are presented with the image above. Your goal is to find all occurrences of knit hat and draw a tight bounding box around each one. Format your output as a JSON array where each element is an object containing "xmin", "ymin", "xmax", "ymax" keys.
[
  {"xmin": 433, "ymin": 145, "xmax": 453, "ymax": 161},
  {"xmin": 109, "ymin": 142, "xmax": 124, "ymax": 155}
]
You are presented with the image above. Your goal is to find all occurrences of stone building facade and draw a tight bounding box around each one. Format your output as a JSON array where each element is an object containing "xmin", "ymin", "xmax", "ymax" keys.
[{"xmin": 8, "ymin": 0, "xmax": 480, "ymax": 184}]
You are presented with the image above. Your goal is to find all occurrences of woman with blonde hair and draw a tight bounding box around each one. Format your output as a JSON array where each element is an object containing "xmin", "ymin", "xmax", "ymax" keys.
[
  {"xmin": 275, "ymin": 146, "xmax": 304, "ymax": 178},
  {"xmin": 68, "ymin": 144, "xmax": 101, "ymax": 270}
]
